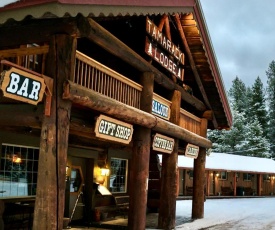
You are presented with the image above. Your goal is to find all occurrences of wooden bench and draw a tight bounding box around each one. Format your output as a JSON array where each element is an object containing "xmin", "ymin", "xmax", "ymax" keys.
[
  {"xmin": 186, "ymin": 186, "xmax": 193, "ymax": 196},
  {"xmin": 221, "ymin": 186, "xmax": 233, "ymax": 196},
  {"xmin": 114, "ymin": 196, "xmax": 129, "ymax": 218},
  {"xmin": 244, "ymin": 187, "xmax": 255, "ymax": 195}
]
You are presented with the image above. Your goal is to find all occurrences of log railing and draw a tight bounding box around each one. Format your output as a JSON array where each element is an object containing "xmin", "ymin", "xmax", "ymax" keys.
[
  {"xmin": 74, "ymin": 51, "xmax": 142, "ymax": 109},
  {"xmin": 179, "ymin": 108, "xmax": 201, "ymax": 135},
  {"xmin": 0, "ymin": 44, "xmax": 48, "ymax": 74}
]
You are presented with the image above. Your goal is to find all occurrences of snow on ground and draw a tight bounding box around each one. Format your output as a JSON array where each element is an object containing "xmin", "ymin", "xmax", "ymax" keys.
[{"xmin": 175, "ymin": 198, "xmax": 275, "ymax": 229}]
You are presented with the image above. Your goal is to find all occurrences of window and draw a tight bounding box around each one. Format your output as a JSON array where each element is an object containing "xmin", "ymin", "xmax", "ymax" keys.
[
  {"xmin": 218, "ymin": 171, "xmax": 227, "ymax": 180},
  {"xmin": 0, "ymin": 144, "xmax": 39, "ymax": 197},
  {"xmin": 263, "ymin": 174, "xmax": 270, "ymax": 181},
  {"xmin": 109, "ymin": 158, "xmax": 128, "ymax": 193},
  {"xmin": 243, "ymin": 173, "xmax": 252, "ymax": 181},
  {"xmin": 188, "ymin": 170, "xmax": 193, "ymax": 179}
]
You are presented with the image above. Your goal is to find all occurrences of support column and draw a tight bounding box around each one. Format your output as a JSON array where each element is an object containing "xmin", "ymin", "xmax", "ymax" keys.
[
  {"xmin": 233, "ymin": 172, "xmax": 237, "ymax": 196},
  {"xmin": 192, "ymin": 118, "xmax": 208, "ymax": 219},
  {"xmin": 128, "ymin": 72, "xmax": 154, "ymax": 230},
  {"xmin": 158, "ymin": 90, "xmax": 181, "ymax": 229},
  {"xmin": 257, "ymin": 174, "xmax": 262, "ymax": 196},
  {"xmin": 33, "ymin": 34, "xmax": 76, "ymax": 230}
]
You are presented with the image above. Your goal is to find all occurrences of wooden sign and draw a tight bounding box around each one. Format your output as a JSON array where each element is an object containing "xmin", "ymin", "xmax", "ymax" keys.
[
  {"xmin": 152, "ymin": 98, "xmax": 170, "ymax": 120},
  {"xmin": 0, "ymin": 67, "xmax": 46, "ymax": 105},
  {"xmin": 145, "ymin": 37, "xmax": 184, "ymax": 81},
  {"xmin": 146, "ymin": 17, "xmax": 185, "ymax": 65},
  {"xmin": 185, "ymin": 144, "xmax": 199, "ymax": 159},
  {"xmin": 95, "ymin": 115, "xmax": 133, "ymax": 144},
  {"xmin": 152, "ymin": 133, "xmax": 175, "ymax": 154}
]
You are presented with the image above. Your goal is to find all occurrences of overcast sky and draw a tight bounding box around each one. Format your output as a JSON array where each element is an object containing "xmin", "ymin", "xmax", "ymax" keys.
[{"xmin": 200, "ymin": 0, "xmax": 275, "ymax": 91}]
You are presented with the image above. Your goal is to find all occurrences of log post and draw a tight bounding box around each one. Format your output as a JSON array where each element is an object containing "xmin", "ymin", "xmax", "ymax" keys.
[
  {"xmin": 33, "ymin": 34, "xmax": 75, "ymax": 230},
  {"xmin": 192, "ymin": 118, "xmax": 208, "ymax": 219},
  {"xmin": 158, "ymin": 90, "xmax": 181, "ymax": 229},
  {"xmin": 233, "ymin": 172, "xmax": 237, "ymax": 196},
  {"xmin": 128, "ymin": 72, "xmax": 154, "ymax": 230},
  {"xmin": 257, "ymin": 174, "xmax": 262, "ymax": 196}
]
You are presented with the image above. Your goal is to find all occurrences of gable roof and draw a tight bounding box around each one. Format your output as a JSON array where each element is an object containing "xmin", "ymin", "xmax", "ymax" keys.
[{"xmin": 160, "ymin": 153, "xmax": 275, "ymax": 174}]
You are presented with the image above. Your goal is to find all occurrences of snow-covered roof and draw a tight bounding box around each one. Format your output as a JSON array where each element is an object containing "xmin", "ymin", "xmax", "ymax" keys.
[{"xmin": 160, "ymin": 153, "xmax": 275, "ymax": 174}]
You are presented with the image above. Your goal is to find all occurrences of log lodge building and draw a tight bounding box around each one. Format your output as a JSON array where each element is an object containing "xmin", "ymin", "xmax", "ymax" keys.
[{"xmin": 0, "ymin": 0, "xmax": 232, "ymax": 229}]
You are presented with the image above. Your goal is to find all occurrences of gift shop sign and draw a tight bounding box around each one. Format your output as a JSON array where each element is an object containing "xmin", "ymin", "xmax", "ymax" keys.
[
  {"xmin": 95, "ymin": 115, "xmax": 133, "ymax": 144},
  {"xmin": 185, "ymin": 144, "xmax": 199, "ymax": 159},
  {"xmin": 152, "ymin": 133, "xmax": 175, "ymax": 154},
  {"xmin": 0, "ymin": 67, "xmax": 46, "ymax": 105}
]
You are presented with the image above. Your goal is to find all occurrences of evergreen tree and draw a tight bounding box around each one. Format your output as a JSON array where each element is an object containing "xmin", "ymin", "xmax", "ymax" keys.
[
  {"xmin": 248, "ymin": 77, "xmax": 268, "ymax": 137},
  {"xmin": 266, "ymin": 60, "xmax": 275, "ymax": 159},
  {"xmin": 228, "ymin": 77, "xmax": 248, "ymax": 114}
]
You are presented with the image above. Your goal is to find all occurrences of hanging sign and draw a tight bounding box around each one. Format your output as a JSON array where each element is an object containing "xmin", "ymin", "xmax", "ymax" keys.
[
  {"xmin": 152, "ymin": 133, "xmax": 175, "ymax": 154},
  {"xmin": 185, "ymin": 144, "xmax": 199, "ymax": 159},
  {"xmin": 145, "ymin": 37, "xmax": 184, "ymax": 81},
  {"xmin": 146, "ymin": 17, "xmax": 185, "ymax": 65},
  {"xmin": 95, "ymin": 115, "xmax": 133, "ymax": 144},
  {"xmin": 152, "ymin": 98, "xmax": 170, "ymax": 120},
  {"xmin": 0, "ymin": 67, "xmax": 46, "ymax": 105}
]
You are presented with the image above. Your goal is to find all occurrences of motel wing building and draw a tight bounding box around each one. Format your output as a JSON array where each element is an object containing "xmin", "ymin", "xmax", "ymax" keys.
[{"xmin": 0, "ymin": 0, "xmax": 232, "ymax": 229}]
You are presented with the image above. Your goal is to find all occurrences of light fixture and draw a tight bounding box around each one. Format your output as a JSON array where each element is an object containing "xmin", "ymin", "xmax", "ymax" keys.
[
  {"xmin": 12, "ymin": 154, "xmax": 21, "ymax": 163},
  {"xmin": 215, "ymin": 173, "xmax": 219, "ymax": 177},
  {"xmin": 101, "ymin": 167, "xmax": 110, "ymax": 176}
]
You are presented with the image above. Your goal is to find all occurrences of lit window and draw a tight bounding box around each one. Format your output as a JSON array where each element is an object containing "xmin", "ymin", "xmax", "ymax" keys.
[
  {"xmin": 0, "ymin": 144, "xmax": 39, "ymax": 197},
  {"xmin": 109, "ymin": 158, "xmax": 128, "ymax": 193},
  {"xmin": 218, "ymin": 171, "xmax": 227, "ymax": 180},
  {"xmin": 263, "ymin": 174, "xmax": 270, "ymax": 181}
]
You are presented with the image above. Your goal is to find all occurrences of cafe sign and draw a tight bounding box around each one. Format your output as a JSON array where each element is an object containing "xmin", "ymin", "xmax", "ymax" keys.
[
  {"xmin": 185, "ymin": 144, "xmax": 199, "ymax": 159},
  {"xmin": 152, "ymin": 133, "xmax": 175, "ymax": 154},
  {"xmin": 95, "ymin": 115, "xmax": 133, "ymax": 144},
  {"xmin": 0, "ymin": 67, "xmax": 46, "ymax": 105}
]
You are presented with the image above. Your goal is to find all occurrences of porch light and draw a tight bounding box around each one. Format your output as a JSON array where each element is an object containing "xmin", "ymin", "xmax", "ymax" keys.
[
  {"xmin": 101, "ymin": 167, "xmax": 110, "ymax": 176},
  {"xmin": 215, "ymin": 173, "xmax": 219, "ymax": 177}
]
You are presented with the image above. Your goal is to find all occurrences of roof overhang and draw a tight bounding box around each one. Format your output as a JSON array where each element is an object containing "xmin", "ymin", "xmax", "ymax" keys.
[{"xmin": 0, "ymin": 0, "xmax": 232, "ymax": 129}]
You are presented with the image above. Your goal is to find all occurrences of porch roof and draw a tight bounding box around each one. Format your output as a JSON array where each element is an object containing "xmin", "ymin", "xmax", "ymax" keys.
[
  {"xmin": 161, "ymin": 153, "xmax": 275, "ymax": 174},
  {"xmin": 0, "ymin": 0, "xmax": 232, "ymax": 130}
]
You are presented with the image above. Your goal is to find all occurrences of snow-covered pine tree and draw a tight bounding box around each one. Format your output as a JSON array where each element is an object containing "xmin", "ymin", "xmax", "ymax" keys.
[
  {"xmin": 266, "ymin": 60, "xmax": 275, "ymax": 159},
  {"xmin": 248, "ymin": 77, "xmax": 268, "ymax": 138}
]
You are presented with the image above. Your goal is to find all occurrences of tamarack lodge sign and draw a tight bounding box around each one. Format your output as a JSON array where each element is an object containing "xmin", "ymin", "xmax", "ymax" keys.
[
  {"xmin": 185, "ymin": 143, "xmax": 199, "ymax": 159},
  {"xmin": 0, "ymin": 67, "xmax": 46, "ymax": 105},
  {"xmin": 145, "ymin": 17, "xmax": 185, "ymax": 81},
  {"xmin": 95, "ymin": 115, "xmax": 133, "ymax": 144},
  {"xmin": 152, "ymin": 133, "xmax": 175, "ymax": 154}
]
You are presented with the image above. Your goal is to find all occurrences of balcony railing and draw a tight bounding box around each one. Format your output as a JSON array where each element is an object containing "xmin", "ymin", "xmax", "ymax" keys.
[
  {"xmin": 74, "ymin": 51, "xmax": 142, "ymax": 109},
  {"xmin": 180, "ymin": 108, "xmax": 201, "ymax": 135}
]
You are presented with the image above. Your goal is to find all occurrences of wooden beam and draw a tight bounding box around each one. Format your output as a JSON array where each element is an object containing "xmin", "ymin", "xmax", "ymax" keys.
[
  {"xmin": 173, "ymin": 14, "xmax": 218, "ymax": 128},
  {"xmin": 77, "ymin": 16, "xmax": 207, "ymax": 112},
  {"xmin": 158, "ymin": 90, "xmax": 181, "ymax": 229},
  {"xmin": 128, "ymin": 72, "xmax": 153, "ymax": 230},
  {"xmin": 192, "ymin": 118, "xmax": 208, "ymax": 219},
  {"xmin": 63, "ymin": 80, "xmax": 212, "ymax": 149},
  {"xmin": 0, "ymin": 18, "xmax": 79, "ymax": 48}
]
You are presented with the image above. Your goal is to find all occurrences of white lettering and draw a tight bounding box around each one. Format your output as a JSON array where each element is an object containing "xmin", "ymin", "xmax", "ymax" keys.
[
  {"xmin": 28, "ymin": 81, "xmax": 41, "ymax": 100},
  {"xmin": 6, "ymin": 72, "xmax": 20, "ymax": 93}
]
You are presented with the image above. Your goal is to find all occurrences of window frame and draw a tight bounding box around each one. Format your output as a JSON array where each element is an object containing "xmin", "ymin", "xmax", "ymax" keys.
[
  {"xmin": 218, "ymin": 171, "xmax": 227, "ymax": 180},
  {"xmin": 0, "ymin": 143, "xmax": 39, "ymax": 197},
  {"xmin": 243, "ymin": 173, "xmax": 252, "ymax": 181},
  {"xmin": 109, "ymin": 157, "xmax": 128, "ymax": 193}
]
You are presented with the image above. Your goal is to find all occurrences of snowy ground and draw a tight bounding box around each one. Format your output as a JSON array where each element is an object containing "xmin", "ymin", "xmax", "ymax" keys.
[{"xmin": 175, "ymin": 198, "xmax": 275, "ymax": 230}]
